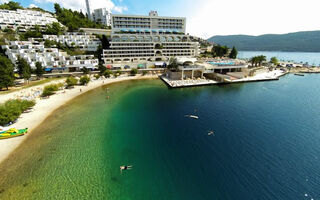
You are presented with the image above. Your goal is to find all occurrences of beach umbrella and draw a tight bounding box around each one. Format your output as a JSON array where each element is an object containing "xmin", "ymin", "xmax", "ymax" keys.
[{"xmin": 137, "ymin": 64, "xmax": 145, "ymax": 68}]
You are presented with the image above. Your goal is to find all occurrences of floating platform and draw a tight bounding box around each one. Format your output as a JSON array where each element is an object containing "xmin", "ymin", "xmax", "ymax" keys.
[
  {"xmin": 161, "ymin": 71, "xmax": 287, "ymax": 88},
  {"xmin": 160, "ymin": 76, "xmax": 219, "ymax": 88}
]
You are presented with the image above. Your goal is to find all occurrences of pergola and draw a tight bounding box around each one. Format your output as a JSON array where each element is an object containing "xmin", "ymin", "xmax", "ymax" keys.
[{"xmin": 178, "ymin": 66, "xmax": 204, "ymax": 80}]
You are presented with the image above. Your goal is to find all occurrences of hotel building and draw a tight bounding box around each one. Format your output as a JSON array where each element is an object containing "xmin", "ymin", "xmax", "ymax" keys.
[
  {"xmin": 43, "ymin": 33, "xmax": 101, "ymax": 51},
  {"xmin": 92, "ymin": 8, "xmax": 111, "ymax": 26},
  {"xmin": 102, "ymin": 11, "xmax": 200, "ymax": 64},
  {"xmin": 2, "ymin": 41, "xmax": 98, "ymax": 72},
  {"xmin": 0, "ymin": 9, "xmax": 59, "ymax": 31}
]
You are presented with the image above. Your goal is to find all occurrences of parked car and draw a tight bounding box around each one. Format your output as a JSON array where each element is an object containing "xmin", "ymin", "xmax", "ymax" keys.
[{"xmin": 124, "ymin": 65, "xmax": 130, "ymax": 69}]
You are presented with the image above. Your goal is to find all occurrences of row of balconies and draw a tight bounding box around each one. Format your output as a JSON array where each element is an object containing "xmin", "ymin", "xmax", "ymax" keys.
[
  {"xmin": 163, "ymin": 53, "xmax": 192, "ymax": 56},
  {"xmin": 103, "ymin": 50, "xmax": 154, "ymax": 54},
  {"xmin": 115, "ymin": 25, "xmax": 151, "ymax": 28},
  {"xmin": 111, "ymin": 43, "xmax": 154, "ymax": 46},
  {"xmin": 158, "ymin": 23, "xmax": 184, "ymax": 26},
  {"xmin": 114, "ymin": 17, "xmax": 151, "ymax": 21},
  {"xmin": 114, "ymin": 21, "xmax": 150, "ymax": 25},
  {"xmin": 157, "ymin": 18, "xmax": 183, "ymax": 22},
  {"xmin": 103, "ymin": 54, "xmax": 155, "ymax": 58},
  {"xmin": 8, "ymin": 53, "xmax": 98, "ymax": 65},
  {"xmin": 162, "ymin": 50, "xmax": 192, "ymax": 53},
  {"xmin": 158, "ymin": 26, "xmax": 183, "ymax": 29},
  {"xmin": 106, "ymin": 47, "xmax": 154, "ymax": 50}
]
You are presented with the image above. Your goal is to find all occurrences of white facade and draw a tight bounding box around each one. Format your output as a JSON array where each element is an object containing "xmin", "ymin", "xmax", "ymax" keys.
[
  {"xmin": 103, "ymin": 11, "xmax": 199, "ymax": 64},
  {"xmin": 0, "ymin": 9, "xmax": 58, "ymax": 31},
  {"xmin": 111, "ymin": 11, "xmax": 186, "ymax": 34},
  {"xmin": 43, "ymin": 33, "xmax": 101, "ymax": 51},
  {"xmin": 92, "ymin": 8, "xmax": 111, "ymax": 26},
  {"xmin": 2, "ymin": 41, "xmax": 99, "ymax": 71},
  {"xmin": 102, "ymin": 34, "xmax": 200, "ymax": 63}
]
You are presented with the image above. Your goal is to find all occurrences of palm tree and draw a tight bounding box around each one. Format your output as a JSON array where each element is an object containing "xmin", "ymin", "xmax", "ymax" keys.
[
  {"xmin": 256, "ymin": 55, "xmax": 267, "ymax": 66},
  {"xmin": 249, "ymin": 56, "xmax": 258, "ymax": 67}
]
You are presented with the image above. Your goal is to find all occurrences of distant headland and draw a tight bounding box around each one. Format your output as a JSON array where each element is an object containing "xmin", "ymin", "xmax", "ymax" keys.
[{"xmin": 208, "ymin": 30, "xmax": 320, "ymax": 52}]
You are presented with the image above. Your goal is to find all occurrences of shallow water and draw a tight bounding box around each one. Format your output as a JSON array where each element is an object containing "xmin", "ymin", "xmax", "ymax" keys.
[{"xmin": 1, "ymin": 75, "xmax": 320, "ymax": 199}]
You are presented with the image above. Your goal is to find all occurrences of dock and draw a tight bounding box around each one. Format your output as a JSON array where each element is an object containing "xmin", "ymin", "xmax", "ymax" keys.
[
  {"xmin": 160, "ymin": 76, "xmax": 219, "ymax": 88},
  {"xmin": 161, "ymin": 70, "xmax": 287, "ymax": 88}
]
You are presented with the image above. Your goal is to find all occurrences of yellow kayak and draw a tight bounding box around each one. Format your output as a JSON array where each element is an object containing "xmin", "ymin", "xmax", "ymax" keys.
[{"xmin": 0, "ymin": 128, "xmax": 28, "ymax": 139}]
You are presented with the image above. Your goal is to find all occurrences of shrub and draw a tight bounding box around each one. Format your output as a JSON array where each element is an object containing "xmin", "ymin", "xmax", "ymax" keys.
[
  {"xmin": 113, "ymin": 71, "xmax": 118, "ymax": 78},
  {"xmin": 103, "ymin": 69, "xmax": 112, "ymax": 78},
  {"xmin": 116, "ymin": 70, "xmax": 122, "ymax": 75},
  {"xmin": 142, "ymin": 71, "xmax": 147, "ymax": 76},
  {"xmin": 130, "ymin": 68, "xmax": 138, "ymax": 76},
  {"xmin": 94, "ymin": 74, "xmax": 100, "ymax": 79},
  {"xmin": 42, "ymin": 83, "xmax": 62, "ymax": 97},
  {"xmin": 66, "ymin": 76, "xmax": 78, "ymax": 87},
  {"xmin": 79, "ymin": 76, "xmax": 90, "ymax": 85},
  {"xmin": 0, "ymin": 99, "xmax": 35, "ymax": 126},
  {"xmin": 81, "ymin": 67, "xmax": 89, "ymax": 74}
]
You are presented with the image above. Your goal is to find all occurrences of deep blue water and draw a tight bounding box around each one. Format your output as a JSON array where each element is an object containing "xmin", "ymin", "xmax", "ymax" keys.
[
  {"xmin": 1, "ymin": 75, "xmax": 320, "ymax": 199},
  {"xmin": 105, "ymin": 74, "xmax": 320, "ymax": 199},
  {"xmin": 238, "ymin": 51, "xmax": 320, "ymax": 66}
]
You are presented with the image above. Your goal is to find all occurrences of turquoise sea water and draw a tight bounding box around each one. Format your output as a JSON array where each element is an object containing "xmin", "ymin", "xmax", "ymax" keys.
[
  {"xmin": 1, "ymin": 75, "xmax": 320, "ymax": 199},
  {"xmin": 238, "ymin": 51, "xmax": 320, "ymax": 66}
]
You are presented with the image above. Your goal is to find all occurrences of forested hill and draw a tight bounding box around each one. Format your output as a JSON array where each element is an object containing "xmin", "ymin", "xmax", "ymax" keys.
[{"xmin": 208, "ymin": 31, "xmax": 320, "ymax": 52}]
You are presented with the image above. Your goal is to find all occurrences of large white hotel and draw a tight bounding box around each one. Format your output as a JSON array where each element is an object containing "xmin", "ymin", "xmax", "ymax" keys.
[{"xmin": 102, "ymin": 11, "xmax": 200, "ymax": 64}]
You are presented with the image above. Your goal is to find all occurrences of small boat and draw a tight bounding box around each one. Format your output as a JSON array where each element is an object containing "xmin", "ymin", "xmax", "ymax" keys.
[
  {"xmin": 208, "ymin": 130, "xmax": 215, "ymax": 136},
  {"xmin": 185, "ymin": 115, "xmax": 199, "ymax": 119},
  {"xmin": 0, "ymin": 128, "xmax": 28, "ymax": 140},
  {"xmin": 294, "ymin": 73, "xmax": 304, "ymax": 76}
]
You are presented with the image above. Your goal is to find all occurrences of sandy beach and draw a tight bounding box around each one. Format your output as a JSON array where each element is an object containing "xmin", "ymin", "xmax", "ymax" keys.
[{"xmin": 0, "ymin": 75, "xmax": 158, "ymax": 164}]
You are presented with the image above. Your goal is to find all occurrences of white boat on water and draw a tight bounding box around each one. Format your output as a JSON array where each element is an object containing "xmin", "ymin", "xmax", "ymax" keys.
[{"xmin": 185, "ymin": 115, "xmax": 199, "ymax": 119}]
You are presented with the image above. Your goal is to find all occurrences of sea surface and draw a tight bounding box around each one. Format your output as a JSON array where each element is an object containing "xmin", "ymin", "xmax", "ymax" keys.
[
  {"xmin": 1, "ymin": 75, "xmax": 320, "ymax": 199},
  {"xmin": 238, "ymin": 51, "xmax": 320, "ymax": 66}
]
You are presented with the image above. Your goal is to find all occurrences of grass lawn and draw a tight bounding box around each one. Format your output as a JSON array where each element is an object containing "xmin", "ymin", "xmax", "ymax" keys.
[{"xmin": 0, "ymin": 77, "xmax": 65, "ymax": 95}]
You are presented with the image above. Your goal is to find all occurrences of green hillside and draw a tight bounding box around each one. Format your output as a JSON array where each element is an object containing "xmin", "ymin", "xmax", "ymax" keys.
[{"xmin": 208, "ymin": 31, "xmax": 320, "ymax": 52}]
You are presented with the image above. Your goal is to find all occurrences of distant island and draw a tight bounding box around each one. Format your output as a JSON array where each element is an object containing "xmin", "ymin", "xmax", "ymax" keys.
[{"xmin": 208, "ymin": 31, "xmax": 320, "ymax": 52}]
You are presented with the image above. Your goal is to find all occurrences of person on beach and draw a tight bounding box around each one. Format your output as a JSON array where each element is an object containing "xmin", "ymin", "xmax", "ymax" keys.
[{"xmin": 80, "ymin": 89, "xmax": 82, "ymax": 92}]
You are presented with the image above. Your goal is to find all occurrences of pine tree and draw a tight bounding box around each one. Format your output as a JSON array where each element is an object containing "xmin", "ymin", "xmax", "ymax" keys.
[
  {"xmin": 229, "ymin": 46, "xmax": 238, "ymax": 59},
  {"xmin": 35, "ymin": 62, "xmax": 45, "ymax": 79},
  {"xmin": 16, "ymin": 56, "xmax": 31, "ymax": 82},
  {"xmin": 0, "ymin": 56, "xmax": 15, "ymax": 90}
]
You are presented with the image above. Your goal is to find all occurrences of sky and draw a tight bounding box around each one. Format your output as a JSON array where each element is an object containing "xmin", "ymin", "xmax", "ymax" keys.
[{"xmin": 6, "ymin": 0, "xmax": 320, "ymax": 39}]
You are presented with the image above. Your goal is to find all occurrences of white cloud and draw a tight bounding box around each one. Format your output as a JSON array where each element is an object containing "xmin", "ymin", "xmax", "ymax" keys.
[
  {"xmin": 29, "ymin": 4, "xmax": 38, "ymax": 8},
  {"xmin": 0, "ymin": 0, "xmax": 8, "ymax": 3},
  {"xmin": 185, "ymin": 0, "xmax": 320, "ymax": 38},
  {"xmin": 33, "ymin": 0, "xmax": 128, "ymax": 13},
  {"xmin": 113, "ymin": 5, "xmax": 127, "ymax": 13}
]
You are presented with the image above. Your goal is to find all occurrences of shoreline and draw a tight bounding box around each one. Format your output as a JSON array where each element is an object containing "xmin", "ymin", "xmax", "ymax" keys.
[{"xmin": 0, "ymin": 75, "xmax": 158, "ymax": 165}]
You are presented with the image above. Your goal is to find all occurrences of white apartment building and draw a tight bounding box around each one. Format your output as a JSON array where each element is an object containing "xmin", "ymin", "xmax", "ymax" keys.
[
  {"xmin": 2, "ymin": 41, "xmax": 98, "ymax": 72},
  {"xmin": 111, "ymin": 11, "xmax": 186, "ymax": 34},
  {"xmin": 102, "ymin": 11, "xmax": 199, "ymax": 64},
  {"xmin": 43, "ymin": 33, "xmax": 101, "ymax": 51},
  {"xmin": 0, "ymin": 9, "xmax": 59, "ymax": 31},
  {"xmin": 92, "ymin": 8, "xmax": 111, "ymax": 26}
]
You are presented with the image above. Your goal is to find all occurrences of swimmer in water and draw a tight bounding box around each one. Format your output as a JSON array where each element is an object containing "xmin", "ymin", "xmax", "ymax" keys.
[{"xmin": 120, "ymin": 165, "xmax": 132, "ymax": 173}]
